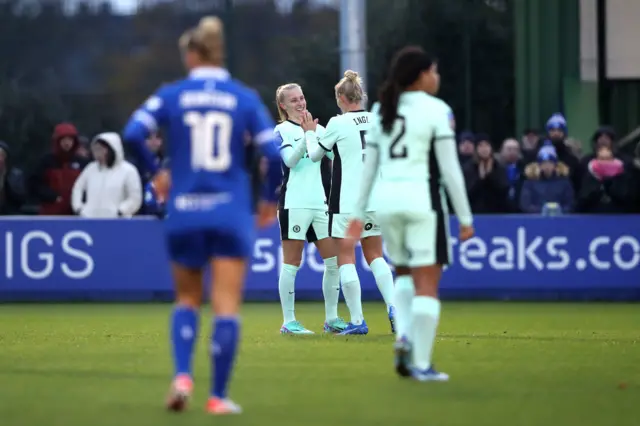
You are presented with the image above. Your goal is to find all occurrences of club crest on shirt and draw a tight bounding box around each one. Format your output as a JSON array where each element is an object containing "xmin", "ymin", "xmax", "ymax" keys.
[{"xmin": 293, "ymin": 225, "xmax": 301, "ymax": 233}]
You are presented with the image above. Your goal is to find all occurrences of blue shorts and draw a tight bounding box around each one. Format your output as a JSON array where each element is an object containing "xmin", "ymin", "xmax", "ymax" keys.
[{"xmin": 166, "ymin": 227, "xmax": 254, "ymax": 269}]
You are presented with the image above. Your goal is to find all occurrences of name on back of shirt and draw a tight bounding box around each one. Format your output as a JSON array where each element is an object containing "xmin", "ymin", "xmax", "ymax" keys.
[
  {"xmin": 352, "ymin": 115, "xmax": 369, "ymax": 125},
  {"xmin": 180, "ymin": 90, "xmax": 238, "ymax": 110}
]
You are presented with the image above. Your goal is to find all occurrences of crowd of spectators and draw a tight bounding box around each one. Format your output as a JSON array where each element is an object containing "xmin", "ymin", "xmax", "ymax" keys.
[
  {"xmin": 1, "ymin": 113, "xmax": 640, "ymax": 218},
  {"xmin": 0, "ymin": 123, "xmax": 151, "ymax": 217},
  {"xmin": 459, "ymin": 113, "xmax": 640, "ymax": 215}
]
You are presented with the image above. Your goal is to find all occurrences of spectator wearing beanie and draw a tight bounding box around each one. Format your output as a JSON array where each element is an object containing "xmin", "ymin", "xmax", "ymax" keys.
[
  {"xmin": 535, "ymin": 113, "xmax": 581, "ymax": 191},
  {"xmin": 520, "ymin": 146, "xmax": 574, "ymax": 214}
]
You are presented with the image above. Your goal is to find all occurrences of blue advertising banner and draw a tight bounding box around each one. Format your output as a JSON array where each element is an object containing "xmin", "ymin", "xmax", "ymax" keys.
[{"xmin": 0, "ymin": 215, "xmax": 639, "ymax": 302}]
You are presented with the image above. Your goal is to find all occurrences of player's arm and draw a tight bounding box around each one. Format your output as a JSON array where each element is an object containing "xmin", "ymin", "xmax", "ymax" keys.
[
  {"xmin": 246, "ymin": 96, "xmax": 283, "ymax": 202},
  {"xmin": 122, "ymin": 88, "xmax": 169, "ymax": 176},
  {"xmin": 433, "ymin": 108, "xmax": 473, "ymax": 227},
  {"xmin": 278, "ymin": 129, "xmax": 306, "ymax": 168},
  {"xmin": 354, "ymin": 126, "xmax": 381, "ymax": 220},
  {"xmin": 315, "ymin": 125, "xmax": 334, "ymax": 160},
  {"xmin": 305, "ymin": 118, "xmax": 338, "ymax": 162}
]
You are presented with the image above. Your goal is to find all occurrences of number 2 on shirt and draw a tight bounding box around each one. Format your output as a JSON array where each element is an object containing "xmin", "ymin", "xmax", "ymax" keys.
[{"xmin": 389, "ymin": 115, "xmax": 408, "ymax": 159}]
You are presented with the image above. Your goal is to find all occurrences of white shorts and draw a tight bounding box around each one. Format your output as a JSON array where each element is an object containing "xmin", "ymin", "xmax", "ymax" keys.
[
  {"xmin": 330, "ymin": 212, "xmax": 381, "ymax": 239},
  {"xmin": 376, "ymin": 210, "xmax": 451, "ymax": 267},
  {"xmin": 278, "ymin": 208, "xmax": 329, "ymax": 242}
]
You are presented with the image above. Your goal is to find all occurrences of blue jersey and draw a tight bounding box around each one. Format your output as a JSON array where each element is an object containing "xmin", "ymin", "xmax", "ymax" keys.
[{"xmin": 122, "ymin": 67, "xmax": 281, "ymax": 265}]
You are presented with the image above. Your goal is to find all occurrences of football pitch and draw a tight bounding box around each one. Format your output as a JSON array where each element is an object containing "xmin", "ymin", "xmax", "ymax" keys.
[{"xmin": 0, "ymin": 302, "xmax": 638, "ymax": 426}]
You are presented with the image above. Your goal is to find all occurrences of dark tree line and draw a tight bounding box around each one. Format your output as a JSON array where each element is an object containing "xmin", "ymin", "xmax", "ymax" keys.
[{"xmin": 0, "ymin": 0, "xmax": 514, "ymax": 171}]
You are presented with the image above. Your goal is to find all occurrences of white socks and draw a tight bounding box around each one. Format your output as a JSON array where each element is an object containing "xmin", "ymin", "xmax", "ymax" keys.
[
  {"xmin": 278, "ymin": 263, "xmax": 299, "ymax": 324},
  {"xmin": 411, "ymin": 296, "xmax": 441, "ymax": 371},
  {"xmin": 322, "ymin": 256, "xmax": 340, "ymax": 321},
  {"xmin": 369, "ymin": 257, "xmax": 395, "ymax": 311},
  {"xmin": 339, "ymin": 264, "xmax": 363, "ymax": 325},
  {"xmin": 393, "ymin": 275, "xmax": 415, "ymax": 338}
]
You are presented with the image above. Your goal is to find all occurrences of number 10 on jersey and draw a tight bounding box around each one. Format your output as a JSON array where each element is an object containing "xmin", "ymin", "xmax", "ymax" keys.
[{"xmin": 184, "ymin": 111, "xmax": 232, "ymax": 172}]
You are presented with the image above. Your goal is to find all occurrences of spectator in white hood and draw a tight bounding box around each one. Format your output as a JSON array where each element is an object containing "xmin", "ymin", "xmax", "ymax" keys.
[{"xmin": 72, "ymin": 132, "xmax": 142, "ymax": 218}]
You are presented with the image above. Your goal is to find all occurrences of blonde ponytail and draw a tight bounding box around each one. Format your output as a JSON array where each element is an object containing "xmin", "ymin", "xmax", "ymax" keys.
[{"xmin": 179, "ymin": 16, "xmax": 225, "ymax": 65}]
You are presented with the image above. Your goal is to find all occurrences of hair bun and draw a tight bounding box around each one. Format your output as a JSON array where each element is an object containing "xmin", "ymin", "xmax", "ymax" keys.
[
  {"xmin": 344, "ymin": 70, "xmax": 359, "ymax": 82},
  {"xmin": 198, "ymin": 16, "xmax": 223, "ymax": 33}
]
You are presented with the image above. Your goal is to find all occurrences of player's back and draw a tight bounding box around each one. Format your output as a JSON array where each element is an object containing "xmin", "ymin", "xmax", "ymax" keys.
[
  {"xmin": 160, "ymin": 75, "xmax": 260, "ymax": 230},
  {"xmin": 371, "ymin": 92, "xmax": 450, "ymax": 214},
  {"xmin": 330, "ymin": 110, "xmax": 374, "ymax": 214}
]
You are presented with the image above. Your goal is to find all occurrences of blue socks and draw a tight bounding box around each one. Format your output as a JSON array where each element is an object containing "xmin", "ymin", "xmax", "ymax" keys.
[
  {"xmin": 170, "ymin": 307, "xmax": 240, "ymax": 399},
  {"xmin": 170, "ymin": 305, "xmax": 199, "ymax": 377},
  {"xmin": 211, "ymin": 316, "xmax": 240, "ymax": 399}
]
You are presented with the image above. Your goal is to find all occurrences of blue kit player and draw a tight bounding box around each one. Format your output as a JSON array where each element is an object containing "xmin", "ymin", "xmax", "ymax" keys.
[{"xmin": 122, "ymin": 16, "xmax": 282, "ymax": 415}]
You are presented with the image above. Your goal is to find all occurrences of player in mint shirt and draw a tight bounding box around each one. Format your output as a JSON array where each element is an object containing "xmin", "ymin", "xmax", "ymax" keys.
[
  {"xmin": 272, "ymin": 83, "xmax": 346, "ymax": 335},
  {"xmin": 123, "ymin": 16, "xmax": 281, "ymax": 415}
]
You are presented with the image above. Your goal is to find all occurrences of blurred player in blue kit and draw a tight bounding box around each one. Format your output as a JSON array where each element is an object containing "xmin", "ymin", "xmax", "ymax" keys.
[{"xmin": 122, "ymin": 16, "xmax": 282, "ymax": 415}]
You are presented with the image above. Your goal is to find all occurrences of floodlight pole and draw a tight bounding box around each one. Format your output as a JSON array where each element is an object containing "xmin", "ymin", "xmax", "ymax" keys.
[{"xmin": 339, "ymin": 0, "xmax": 367, "ymax": 107}]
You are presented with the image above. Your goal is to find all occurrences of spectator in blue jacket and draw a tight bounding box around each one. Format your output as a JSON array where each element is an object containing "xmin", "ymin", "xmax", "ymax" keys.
[
  {"xmin": 520, "ymin": 146, "xmax": 574, "ymax": 214},
  {"xmin": 538, "ymin": 114, "xmax": 581, "ymax": 191}
]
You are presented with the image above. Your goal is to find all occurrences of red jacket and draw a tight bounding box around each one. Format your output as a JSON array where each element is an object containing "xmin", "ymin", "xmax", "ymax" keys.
[{"xmin": 29, "ymin": 123, "xmax": 89, "ymax": 215}]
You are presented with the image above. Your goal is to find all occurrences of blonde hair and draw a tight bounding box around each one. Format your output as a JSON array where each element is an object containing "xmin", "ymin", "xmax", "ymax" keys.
[
  {"xmin": 335, "ymin": 70, "xmax": 365, "ymax": 104},
  {"xmin": 179, "ymin": 16, "xmax": 224, "ymax": 65},
  {"xmin": 275, "ymin": 83, "xmax": 301, "ymax": 122}
]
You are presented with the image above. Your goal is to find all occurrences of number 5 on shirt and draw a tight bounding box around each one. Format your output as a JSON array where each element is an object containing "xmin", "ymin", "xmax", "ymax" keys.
[{"xmin": 184, "ymin": 111, "xmax": 233, "ymax": 172}]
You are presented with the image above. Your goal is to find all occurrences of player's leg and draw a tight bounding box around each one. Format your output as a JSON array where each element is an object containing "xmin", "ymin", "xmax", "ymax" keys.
[
  {"xmin": 205, "ymin": 229, "xmax": 252, "ymax": 415},
  {"xmin": 277, "ymin": 208, "xmax": 313, "ymax": 334},
  {"xmin": 164, "ymin": 232, "xmax": 207, "ymax": 411},
  {"xmin": 359, "ymin": 212, "xmax": 396, "ymax": 332},
  {"xmin": 376, "ymin": 212, "xmax": 413, "ymax": 377},
  {"xmin": 406, "ymin": 210, "xmax": 449, "ymax": 382},
  {"xmin": 332, "ymin": 213, "xmax": 367, "ymax": 335},
  {"xmin": 311, "ymin": 210, "xmax": 346, "ymax": 333}
]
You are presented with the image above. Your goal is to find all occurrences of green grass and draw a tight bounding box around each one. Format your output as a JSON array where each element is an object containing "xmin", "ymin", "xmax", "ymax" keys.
[{"xmin": 0, "ymin": 302, "xmax": 639, "ymax": 426}]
